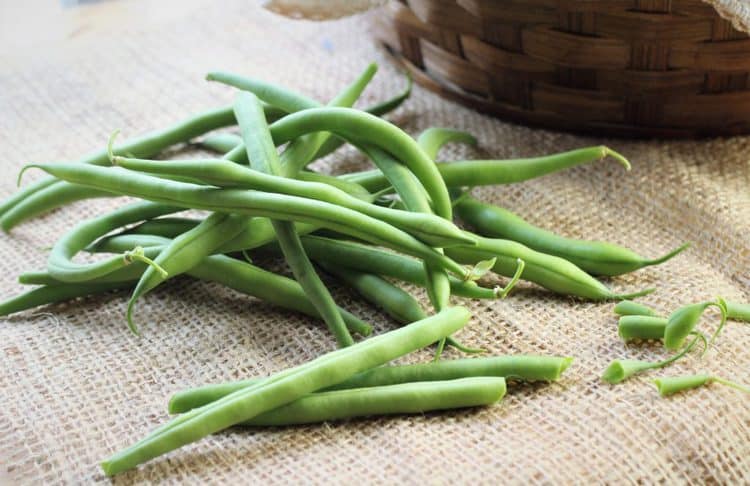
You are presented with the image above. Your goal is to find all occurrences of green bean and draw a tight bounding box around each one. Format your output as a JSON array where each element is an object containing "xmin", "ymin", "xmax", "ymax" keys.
[
  {"xmin": 236, "ymin": 91, "xmax": 353, "ymax": 347},
  {"xmin": 297, "ymin": 236, "xmax": 498, "ymax": 299},
  {"xmin": 110, "ymin": 156, "xmax": 472, "ymax": 248},
  {"xmin": 0, "ymin": 104, "xmax": 285, "ymax": 231},
  {"xmin": 100, "ymin": 306, "xmax": 471, "ymax": 475},
  {"xmin": 237, "ymin": 377, "xmax": 505, "ymax": 426},
  {"xmin": 726, "ymin": 301, "xmax": 750, "ymax": 322},
  {"xmin": 318, "ymin": 262, "xmax": 426, "ymax": 324},
  {"xmin": 653, "ymin": 374, "xmax": 750, "ymax": 397},
  {"xmin": 0, "ymin": 281, "xmax": 128, "ymax": 316},
  {"xmin": 664, "ymin": 299, "xmax": 727, "ymax": 351},
  {"xmin": 45, "ymin": 201, "xmax": 179, "ymax": 283},
  {"xmin": 125, "ymin": 212, "xmax": 249, "ymax": 334},
  {"xmin": 618, "ymin": 316, "xmax": 668, "ymax": 341},
  {"xmin": 416, "ymin": 127, "xmax": 477, "ymax": 161},
  {"xmin": 446, "ymin": 235, "xmax": 653, "ymax": 300},
  {"xmin": 23, "ymin": 164, "xmax": 471, "ymax": 279},
  {"xmin": 47, "ymin": 233, "xmax": 372, "ymax": 336},
  {"xmin": 614, "ymin": 300, "xmax": 661, "ymax": 317},
  {"xmin": 454, "ymin": 194, "xmax": 689, "ymax": 277},
  {"xmin": 601, "ymin": 333, "xmax": 705, "ymax": 384},
  {"xmin": 168, "ymin": 355, "xmax": 572, "ymax": 413},
  {"xmin": 198, "ymin": 133, "xmax": 242, "ymax": 154},
  {"xmin": 343, "ymin": 146, "xmax": 631, "ymax": 192}
]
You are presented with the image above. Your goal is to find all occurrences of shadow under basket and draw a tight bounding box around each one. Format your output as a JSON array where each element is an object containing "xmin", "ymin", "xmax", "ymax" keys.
[{"xmin": 374, "ymin": 0, "xmax": 750, "ymax": 138}]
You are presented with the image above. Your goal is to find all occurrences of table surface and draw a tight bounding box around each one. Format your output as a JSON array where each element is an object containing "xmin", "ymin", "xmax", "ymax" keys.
[{"xmin": 1, "ymin": 0, "xmax": 749, "ymax": 484}]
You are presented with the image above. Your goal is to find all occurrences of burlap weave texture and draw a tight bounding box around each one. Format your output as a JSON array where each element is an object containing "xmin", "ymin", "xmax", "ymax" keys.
[{"xmin": 1, "ymin": 1, "xmax": 749, "ymax": 484}]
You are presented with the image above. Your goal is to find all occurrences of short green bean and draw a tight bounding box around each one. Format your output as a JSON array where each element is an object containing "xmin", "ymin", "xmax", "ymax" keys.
[
  {"xmin": 618, "ymin": 315, "xmax": 668, "ymax": 341},
  {"xmin": 653, "ymin": 374, "xmax": 750, "ymax": 397},
  {"xmin": 613, "ymin": 300, "xmax": 660, "ymax": 317}
]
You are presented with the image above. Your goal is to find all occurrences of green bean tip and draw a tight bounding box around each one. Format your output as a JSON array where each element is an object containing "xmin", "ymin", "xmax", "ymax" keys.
[
  {"xmin": 106, "ymin": 130, "xmax": 121, "ymax": 164},
  {"xmin": 466, "ymin": 257, "xmax": 496, "ymax": 282},
  {"xmin": 16, "ymin": 164, "xmax": 42, "ymax": 188},
  {"xmin": 612, "ymin": 287, "xmax": 656, "ymax": 300},
  {"xmin": 602, "ymin": 147, "xmax": 631, "ymax": 171},
  {"xmin": 644, "ymin": 242, "xmax": 691, "ymax": 266}
]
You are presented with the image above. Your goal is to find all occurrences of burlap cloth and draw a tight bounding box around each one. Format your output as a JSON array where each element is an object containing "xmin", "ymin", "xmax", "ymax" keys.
[{"xmin": 1, "ymin": 1, "xmax": 749, "ymax": 483}]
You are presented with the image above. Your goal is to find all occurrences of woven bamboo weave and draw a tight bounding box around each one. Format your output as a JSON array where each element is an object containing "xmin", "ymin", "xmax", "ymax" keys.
[{"xmin": 375, "ymin": 0, "xmax": 750, "ymax": 137}]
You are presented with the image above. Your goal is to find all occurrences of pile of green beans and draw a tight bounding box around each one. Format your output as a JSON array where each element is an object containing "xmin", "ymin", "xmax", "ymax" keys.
[{"xmin": 1, "ymin": 63, "xmax": 697, "ymax": 475}]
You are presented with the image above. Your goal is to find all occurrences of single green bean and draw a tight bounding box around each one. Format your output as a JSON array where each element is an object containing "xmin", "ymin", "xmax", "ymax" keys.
[
  {"xmin": 100, "ymin": 306, "xmax": 471, "ymax": 475},
  {"xmin": 24, "ymin": 164, "xmax": 471, "ymax": 279},
  {"xmin": 614, "ymin": 300, "xmax": 661, "ymax": 317},
  {"xmin": 618, "ymin": 315, "xmax": 668, "ymax": 341},
  {"xmin": 168, "ymin": 354, "xmax": 571, "ymax": 413},
  {"xmin": 653, "ymin": 374, "xmax": 750, "ymax": 397},
  {"xmin": 664, "ymin": 299, "xmax": 727, "ymax": 351},
  {"xmin": 602, "ymin": 333, "xmax": 705, "ymax": 384},
  {"xmin": 446, "ymin": 235, "xmax": 653, "ymax": 300},
  {"xmin": 343, "ymin": 146, "xmax": 631, "ymax": 192},
  {"xmin": 318, "ymin": 262, "xmax": 426, "ymax": 324},
  {"xmin": 110, "ymin": 156, "xmax": 472, "ymax": 248},
  {"xmin": 454, "ymin": 195, "xmax": 688, "ymax": 277},
  {"xmin": 236, "ymin": 377, "xmax": 505, "ymax": 426}
]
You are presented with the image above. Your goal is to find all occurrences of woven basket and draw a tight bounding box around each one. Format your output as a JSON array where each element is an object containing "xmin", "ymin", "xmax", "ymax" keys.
[{"xmin": 374, "ymin": 0, "xmax": 750, "ymax": 137}]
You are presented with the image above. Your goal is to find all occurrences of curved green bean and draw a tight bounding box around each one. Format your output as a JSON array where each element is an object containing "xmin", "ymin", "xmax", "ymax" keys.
[
  {"xmin": 664, "ymin": 299, "xmax": 726, "ymax": 351},
  {"xmin": 343, "ymin": 146, "xmax": 631, "ymax": 192},
  {"xmin": 446, "ymin": 235, "xmax": 653, "ymax": 300},
  {"xmin": 23, "ymin": 164, "xmax": 471, "ymax": 279},
  {"xmin": 100, "ymin": 306, "xmax": 471, "ymax": 475},
  {"xmin": 454, "ymin": 195, "xmax": 689, "ymax": 276},
  {"xmin": 168, "ymin": 354, "xmax": 572, "ymax": 413}
]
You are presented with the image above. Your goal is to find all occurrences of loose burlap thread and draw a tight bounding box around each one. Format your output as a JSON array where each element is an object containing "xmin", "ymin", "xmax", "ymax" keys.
[{"xmin": 1, "ymin": 1, "xmax": 749, "ymax": 483}]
